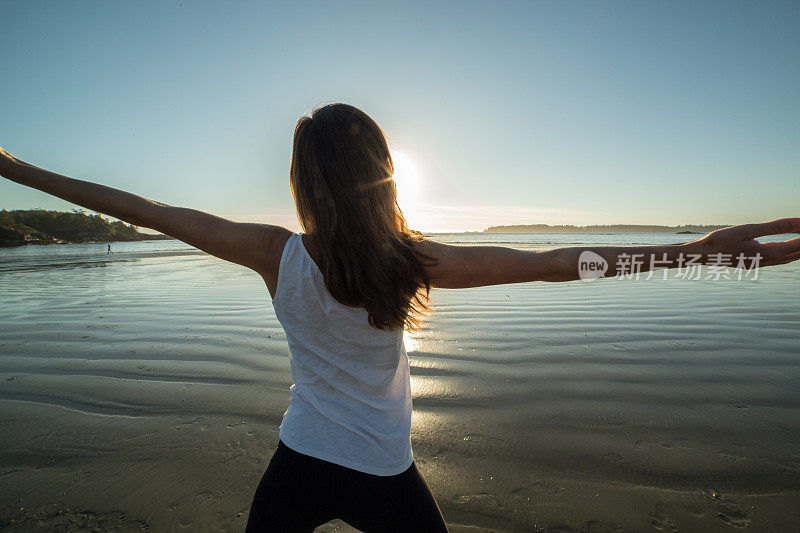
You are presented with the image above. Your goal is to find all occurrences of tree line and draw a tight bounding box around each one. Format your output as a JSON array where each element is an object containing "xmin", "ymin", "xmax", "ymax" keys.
[{"xmin": 0, "ymin": 209, "xmax": 166, "ymax": 245}]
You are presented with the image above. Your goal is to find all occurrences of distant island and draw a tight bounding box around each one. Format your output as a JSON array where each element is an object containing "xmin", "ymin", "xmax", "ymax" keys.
[
  {"xmin": 0, "ymin": 209, "xmax": 171, "ymax": 246},
  {"xmin": 484, "ymin": 224, "xmax": 729, "ymax": 234}
]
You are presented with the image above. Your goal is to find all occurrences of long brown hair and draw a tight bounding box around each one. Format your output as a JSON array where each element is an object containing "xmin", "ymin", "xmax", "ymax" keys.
[{"xmin": 289, "ymin": 103, "xmax": 433, "ymax": 331}]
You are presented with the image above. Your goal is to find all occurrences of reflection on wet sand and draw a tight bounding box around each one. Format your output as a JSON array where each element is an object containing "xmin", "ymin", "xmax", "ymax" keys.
[{"xmin": 1, "ymin": 236, "xmax": 799, "ymax": 531}]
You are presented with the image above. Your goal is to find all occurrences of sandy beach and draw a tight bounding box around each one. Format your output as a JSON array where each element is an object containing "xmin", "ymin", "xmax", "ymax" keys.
[{"xmin": 1, "ymin": 234, "xmax": 799, "ymax": 531}]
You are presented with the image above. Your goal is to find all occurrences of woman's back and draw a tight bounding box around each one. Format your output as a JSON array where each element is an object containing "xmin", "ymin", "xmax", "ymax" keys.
[{"xmin": 273, "ymin": 233, "xmax": 413, "ymax": 475}]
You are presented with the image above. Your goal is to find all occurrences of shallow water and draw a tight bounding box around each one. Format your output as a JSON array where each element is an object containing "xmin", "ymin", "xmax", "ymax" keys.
[{"xmin": 0, "ymin": 234, "xmax": 798, "ymax": 531}]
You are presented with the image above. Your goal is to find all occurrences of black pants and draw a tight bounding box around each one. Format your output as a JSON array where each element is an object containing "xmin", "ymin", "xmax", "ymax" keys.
[{"xmin": 245, "ymin": 440, "xmax": 448, "ymax": 532}]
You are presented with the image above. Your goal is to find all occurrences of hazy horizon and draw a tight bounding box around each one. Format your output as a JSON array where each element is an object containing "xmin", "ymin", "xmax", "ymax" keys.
[{"xmin": 0, "ymin": 207, "xmax": 740, "ymax": 235}]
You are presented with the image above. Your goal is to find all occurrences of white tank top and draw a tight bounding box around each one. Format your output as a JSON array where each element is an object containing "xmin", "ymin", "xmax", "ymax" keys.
[{"xmin": 273, "ymin": 233, "xmax": 413, "ymax": 476}]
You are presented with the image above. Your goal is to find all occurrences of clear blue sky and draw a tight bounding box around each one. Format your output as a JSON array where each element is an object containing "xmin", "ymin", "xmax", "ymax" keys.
[{"xmin": 1, "ymin": 0, "xmax": 798, "ymax": 232}]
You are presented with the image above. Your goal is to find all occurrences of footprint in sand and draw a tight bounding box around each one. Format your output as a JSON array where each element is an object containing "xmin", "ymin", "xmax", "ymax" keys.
[
  {"xmin": 511, "ymin": 482, "xmax": 552, "ymax": 497},
  {"xmin": 700, "ymin": 490, "xmax": 753, "ymax": 528},
  {"xmin": 462, "ymin": 434, "xmax": 505, "ymax": 446},
  {"xmin": 649, "ymin": 511, "xmax": 678, "ymax": 532},
  {"xmin": 453, "ymin": 492, "xmax": 505, "ymax": 508},
  {"xmin": 717, "ymin": 449, "xmax": 745, "ymax": 461},
  {"xmin": 226, "ymin": 420, "xmax": 255, "ymax": 435},
  {"xmin": 717, "ymin": 504, "xmax": 752, "ymax": 528},
  {"xmin": 174, "ymin": 418, "xmax": 201, "ymax": 431},
  {"xmin": 603, "ymin": 452, "xmax": 624, "ymax": 464},
  {"xmin": 195, "ymin": 490, "xmax": 222, "ymax": 504}
]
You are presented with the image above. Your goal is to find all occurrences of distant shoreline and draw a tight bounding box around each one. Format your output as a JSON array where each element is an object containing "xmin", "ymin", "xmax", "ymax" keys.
[
  {"xmin": 483, "ymin": 224, "xmax": 728, "ymax": 234},
  {"xmin": 0, "ymin": 234, "xmax": 173, "ymax": 247},
  {"xmin": 0, "ymin": 209, "xmax": 172, "ymax": 247}
]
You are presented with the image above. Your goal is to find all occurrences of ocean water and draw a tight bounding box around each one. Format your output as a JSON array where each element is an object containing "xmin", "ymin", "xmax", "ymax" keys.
[{"xmin": 0, "ymin": 233, "xmax": 798, "ymax": 532}]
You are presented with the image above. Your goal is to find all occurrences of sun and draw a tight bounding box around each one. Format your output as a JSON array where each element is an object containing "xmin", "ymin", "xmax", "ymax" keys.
[{"xmin": 391, "ymin": 152, "xmax": 421, "ymax": 215}]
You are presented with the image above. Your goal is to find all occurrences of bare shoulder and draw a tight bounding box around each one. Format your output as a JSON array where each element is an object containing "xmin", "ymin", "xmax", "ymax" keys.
[
  {"xmin": 256, "ymin": 224, "xmax": 293, "ymax": 273},
  {"xmin": 254, "ymin": 225, "xmax": 293, "ymax": 298},
  {"xmin": 410, "ymin": 236, "xmax": 444, "ymax": 258},
  {"xmin": 411, "ymin": 237, "xmax": 475, "ymax": 288}
]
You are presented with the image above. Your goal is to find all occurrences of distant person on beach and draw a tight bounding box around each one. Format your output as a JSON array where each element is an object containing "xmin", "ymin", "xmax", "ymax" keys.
[
  {"xmin": 107, "ymin": 244, "xmax": 111, "ymax": 254},
  {"xmin": 1, "ymin": 104, "xmax": 799, "ymax": 532}
]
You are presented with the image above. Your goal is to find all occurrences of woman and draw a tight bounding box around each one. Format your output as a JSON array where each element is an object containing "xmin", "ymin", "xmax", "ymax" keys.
[{"xmin": 1, "ymin": 103, "xmax": 798, "ymax": 532}]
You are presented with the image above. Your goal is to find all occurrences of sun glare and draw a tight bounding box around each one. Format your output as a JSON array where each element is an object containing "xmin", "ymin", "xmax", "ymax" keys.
[
  {"xmin": 391, "ymin": 152, "xmax": 421, "ymax": 215},
  {"xmin": 403, "ymin": 330, "xmax": 421, "ymax": 353}
]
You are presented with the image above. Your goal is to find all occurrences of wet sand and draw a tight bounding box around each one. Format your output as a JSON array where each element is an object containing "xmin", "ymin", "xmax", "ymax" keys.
[{"xmin": 1, "ymin": 236, "xmax": 799, "ymax": 531}]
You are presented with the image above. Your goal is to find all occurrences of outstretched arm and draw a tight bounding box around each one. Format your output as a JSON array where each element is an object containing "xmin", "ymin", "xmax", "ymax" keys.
[
  {"xmin": 419, "ymin": 219, "xmax": 800, "ymax": 288},
  {"xmin": 0, "ymin": 148, "xmax": 291, "ymax": 285}
]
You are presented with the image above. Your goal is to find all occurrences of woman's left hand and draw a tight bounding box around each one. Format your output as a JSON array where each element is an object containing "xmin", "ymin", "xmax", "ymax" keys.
[{"xmin": 689, "ymin": 218, "xmax": 800, "ymax": 268}]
